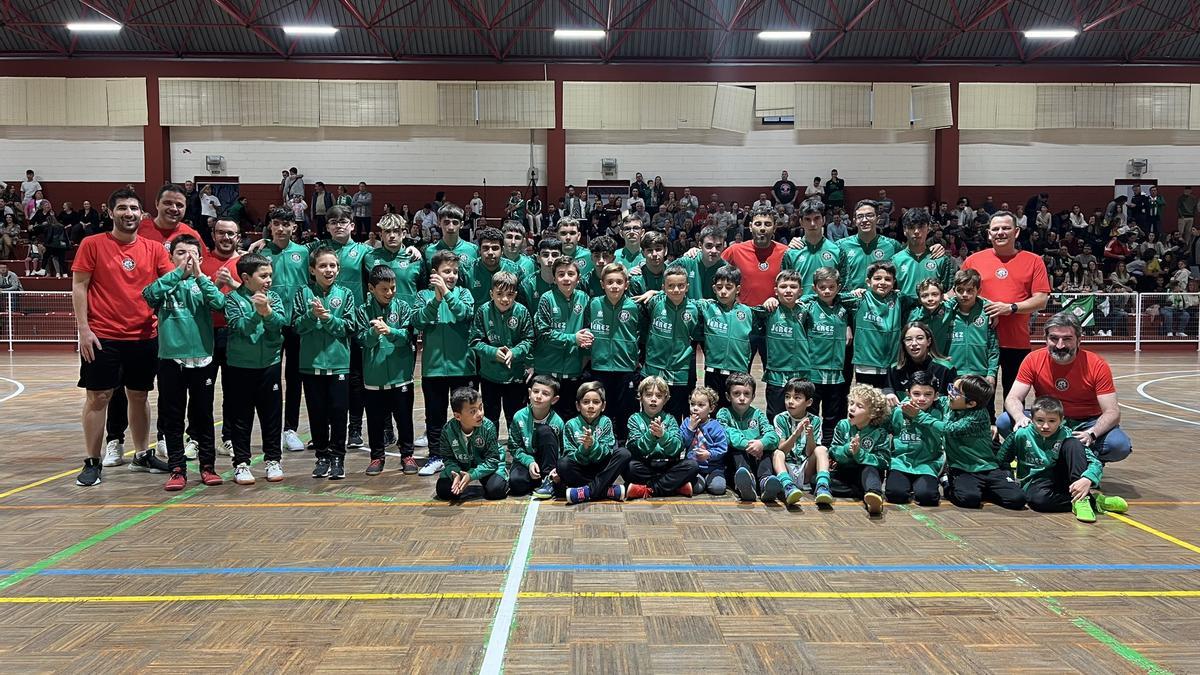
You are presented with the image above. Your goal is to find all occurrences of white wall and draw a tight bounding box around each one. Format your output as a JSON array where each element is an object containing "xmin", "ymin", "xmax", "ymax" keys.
[
  {"xmin": 566, "ymin": 127, "xmax": 934, "ymax": 187},
  {"xmin": 170, "ymin": 126, "xmax": 546, "ymax": 185},
  {"xmin": 0, "ymin": 126, "xmax": 144, "ymax": 182},
  {"xmin": 961, "ymin": 129, "xmax": 1200, "ymax": 185}
]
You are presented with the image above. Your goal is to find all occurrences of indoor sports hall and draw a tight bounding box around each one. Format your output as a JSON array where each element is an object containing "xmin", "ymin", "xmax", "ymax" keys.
[{"xmin": 2, "ymin": 0, "xmax": 1200, "ymax": 671}]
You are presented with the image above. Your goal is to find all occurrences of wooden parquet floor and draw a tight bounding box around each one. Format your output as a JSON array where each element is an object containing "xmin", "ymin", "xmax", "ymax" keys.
[{"xmin": 0, "ymin": 350, "xmax": 1199, "ymax": 673}]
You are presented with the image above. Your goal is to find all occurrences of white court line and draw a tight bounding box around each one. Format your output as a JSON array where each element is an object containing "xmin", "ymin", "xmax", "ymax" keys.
[
  {"xmin": 1136, "ymin": 374, "xmax": 1200, "ymax": 416},
  {"xmin": 1112, "ymin": 369, "xmax": 1200, "ymax": 427},
  {"xmin": 0, "ymin": 376, "xmax": 25, "ymax": 404},
  {"xmin": 479, "ymin": 499, "xmax": 539, "ymax": 675}
]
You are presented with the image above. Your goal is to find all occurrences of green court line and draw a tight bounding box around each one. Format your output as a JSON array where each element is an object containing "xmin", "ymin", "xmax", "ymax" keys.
[
  {"xmin": 899, "ymin": 505, "xmax": 1173, "ymax": 674},
  {"xmin": 0, "ymin": 454, "xmax": 266, "ymax": 593}
]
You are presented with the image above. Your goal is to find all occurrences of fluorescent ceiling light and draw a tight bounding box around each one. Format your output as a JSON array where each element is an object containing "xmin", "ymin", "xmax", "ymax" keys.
[
  {"xmin": 1024, "ymin": 28, "xmax": 1079, "ymax": 39},
  {"xmin": 282, "ymin": 25, "xmax": 338, "ymax": 36},
  {"xmin": 758, "ymin": 30, "xmax": 812, "ymax": 40},
  {"xmin": 554, "ymin": 29, "xmax": 606, "ymax": 40},
  {"xmin": 66, "ymin": 21, "xmax": 122, "ymax": 32}
]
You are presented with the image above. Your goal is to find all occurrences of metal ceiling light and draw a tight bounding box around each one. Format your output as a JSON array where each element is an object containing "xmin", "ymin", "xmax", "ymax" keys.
[
  {"xmin": 757, "ymin": 31, "xmax": 812, "ymax": 40},
  {"xmin": 554, "ymin": 29, "xmax": 606, "ymax": 40},
  {"xmin": 1024, "ymin": 29, "xmax": 1079, "ymax": 39},
  {"xmin": 282, "ymin": 25, "xmax": 338, "ymax": 36},
  {"xmin": 66, "ymin": 22, "xmax": 122, "ymax": 32}
]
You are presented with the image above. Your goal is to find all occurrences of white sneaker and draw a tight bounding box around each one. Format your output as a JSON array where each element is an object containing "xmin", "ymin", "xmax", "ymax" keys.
[
  {"xmin": 417, "ymin": 457, "xmax": 443, "ymax": 476},
  {"xmin": 265, "ymin": 460, "xmax": 284, "ymax": 482},
  {"xmin": 183, "ymin": 439, "xmax": 199, "ymax": 460},
  {"xmin": 1180, "ymin": 332, "xmax": 1189, "ymax": 337},
  {"xmin": 282, "ymin": 430, "xmax": 305, "ymax": 452},
  {"xmin": 414, "ymin": 434, "xmax": 429, "ymax": 448},
  {"xmin": 234, "ymin": 463, "xmax": 255, "ymax": 485},
  {"xmin": 155, "ymin": 436, "xmax": 169, "ymax": 460},
  {"xmin": 222, "ymin": 440, "xmax": 234, "ymax": 457},
  {"xmin": 1167, "ymin": 332, "xmax": 1174, "ymax": 337},
  {"xmin": 102, "ymin": 440, "xmax": 125, "ymax": 467}
]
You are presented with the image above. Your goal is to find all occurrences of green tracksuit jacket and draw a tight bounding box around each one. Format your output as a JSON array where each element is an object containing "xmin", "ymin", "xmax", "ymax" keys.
[
  {"xmin": 675, "ymin": 255, "xmax": 723, "ymax": 301},
  {"xmin": 837, "ymin": 234, "xmax": 900, "ymax": 291},
  {"xmin": 355, "ymin": 296, "xmax": 416, "ymax": 388},
  {"xmin": 412, "ymin": 285, "xmax": 476, "ymax": 378},
  {"xmin": 224, "ymin": 286, "xmax": 286, "ymax": 368},
  {"xmin": 518, "ymin": 273, "xmax": 556, "ymax": 310},
  {"xmin": 642, "ymin": 294, "xmax": 701, "ymax": 386},
  {"xmin": 587, "ymin": 294, "xmax": 643, "ymax": 373},
  {"xmin": 363, "ymin": 247, "xmax": 425, "ymax": 306},
  {"xmin": 700, "ymin": 300, "xmax": 755, "ymax": 374},
  {"xmin": 946, "ymin": 299, "xmax": 999, "ymax": 379},
  {"xmin": 889, "ymin": 405, "xmax": 945, "ymax": 476},
  {"xmin": 998, "ymin": 425, "xmax": 1103, "ymax": 489},
  {"xmin": 627, "ymin": 411, "xmax": 683, "ymax": 461},
  {"xmin": 629, "ymin": 267, "xmax": 665, "ymax": 295},
  {"xmin": 755, "ymin": 301, "xmax": 808, "ymax": 386},
  {"xmin": 718, "ymin": 406, "xmax": 780, "ymax": 453},
  {"xmin": 440, "ymin": 418, "xmax": 501, "ymax": 481},
  {"xmin": 463, "ymin": 257, "xmax": 520, "ymax": 308},
  {"xmin": 508, "ymin": 406, "xmax": 565, "ymax": 471},
  {"xmin": 142, "ymin": 267, "xmax": 225, "ymax": 360},
  {"xmin": 425, "ymin": 238, "xmax": 480, "ymax": 267},
  {"xmin": 782, "ymin": 237, "xmax": 844, "ymax": 289},
  {"xmin": 829, "ymin": 419, "xmax": 891, "ymax": 470},
  {"xmin": 801, "ymin": 297, "xmax": 852, "ymax": 384},
  {"xmin": 533, "ymin": 288, "xmax": 589, "ymax": 377},
  {"xmin": 293, "ymin": 283, "xmax": 359, "ymax": 374},
  {"xmin": 562, "ymin": 415, "xmax": 617, "ymax": 465},
  {"xmin": 914, "ymin": 401, "xmax": 996, "ymax": 473},
  {"xmin": 261, "ymin": 240, "xmax": 311, "ymax": 323},
  {"xmin": 773, "ymin": 411, "xmax": 822, "ymax": 463},
  {"xmin": 852, "ymin": 290, "xmax": 913, "ymax": 370},
  {"xmin": 470, "ymin": 301, "xmax": 534, "ymax": 384},
  {"xmin": 907, "ymin": 302, "xmax": 955, "ymax": 356},
  {"xmin": 311, "ymin": 238, "xmax": 372, "ymax": 306},
  {"xmin": 894, "ymin": 248, "xmax": 957, "ymax": 298}
]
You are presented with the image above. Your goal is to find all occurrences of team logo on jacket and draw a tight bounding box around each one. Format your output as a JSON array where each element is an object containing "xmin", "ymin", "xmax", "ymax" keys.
[
  {"xmin": 349, "ymin": 250, "xmax": 359, "ymax": 258},
  {"xmin": 683, "ymin": 311, "xmax": 693, "ymax": 322},
  {"xmin": 822, "ymin": 252, "xmax": 833, "ymax": 261},
  {"xmin": 398, "ymin": 259, "xmax": 409, "ymax": 268},
  {"xmin": 190, "ymin": 286, "xmax": 201, "ymax": 295},
  {"xmin": 748, "ymin": 420, "xmax": 759, "ymax": 429},
  {"xmin": 995, "ymin": 268, "xmax": 1009, "ymax": 279},
  {"xmin": 758, "ymin": 262, "xmax": 769, "ymax": 271},
  {"xmin": 861, "ymin": 437, "xmax": 875, "ymax": 449},
  {"xmin": 459, "ymin": 253, "xmax": 470, "ymax": 263},
  {"xmin": 291, "ymin": 253, "xmax": 302, "ymax": 263},
  {"xmin": 974, "ymin": 316, "xmax": 985, "ymax": 327},
  {"xmin": 1055, "ymin": 378, "xmax": 1069, "ymax": 391},
  {"xmin": 573, "ymin": 303, "xmax": 583, "ymax": 315},
  {"xmin": 388, "ymin": 312, "xmax": 398, "ymax": 323},
  {"xmin": 330, "ymin": 297, "xmax": 342, "ymax": 308},
  {"xmin": 873, "ymin": 250, "xmax": 884, "ymax": 259},
  {"xmin": 619, "ymin": 310, "xmax": 631, "ymax": 322},
  {"xmin": 474, "ymin": 435, "xmax": 485, "ymax": 447},
  {"xmin": 736, "ymin": 310, "xmax": 747, "ymax": 321},
  {"xmin": 508, "ymin": 316, "xmax": 518, "ymax": 329},
  {"xmin": 925, "ymin": 261, "xmax": 937, "ymax": 271},
  {"xmin": 122, "ymin": 258, "xmax": 136, "ymax": 271}
]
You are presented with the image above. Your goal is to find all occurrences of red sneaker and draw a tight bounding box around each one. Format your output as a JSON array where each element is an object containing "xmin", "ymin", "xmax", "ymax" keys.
[
  {"xmin": 200, "ymin": 467, "xmax": 223, "ymax": 486},
  {"xmin": 677, "ymin": 481, "xmax": 694, "ymax": 497},
  {"xmin": 401, "ymin": 456, "xmax": 419, "ymax": 475},
  {"xmin": 625, "ymin": 483, "xmax": 652, "ymax": 500},
  {"xmin": 163, "ymin": 471, "xmax": 186, "ymax": 492}
]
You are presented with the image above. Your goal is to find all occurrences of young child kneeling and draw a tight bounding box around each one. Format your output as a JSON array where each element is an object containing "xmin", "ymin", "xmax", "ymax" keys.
[
  {"xmin": 830, "ymin": 384, "xmax": 892, "ymax": 516},
  {"xmin": 436, "ymin": 387, "xmax": 507, "ymax": 501},
  {"xmin": 624, "ymin": 376, "xmax": 699, "ymax": 499},
  {"xmin": 998, "ymin": 396, "xmax": 1128, "ymax": 522}
]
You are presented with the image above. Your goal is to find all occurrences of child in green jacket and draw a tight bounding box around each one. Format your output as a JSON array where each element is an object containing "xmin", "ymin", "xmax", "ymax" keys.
[
  {"xmin": 559, "ymin": 381, "xmax": 632, "ymax": 504},
  {"xmin": 357, "ymin": 264, "xmax": 416, "ymax": 476},
  {"xmin": 436, "ymin": 387, "xmax": 507, "ymax": 501},
  {"xmin": 755, "ymin": 269, "xmax": 809, "ymax": 420},
  {"xmin": 851, "ymin": 261, "xmax": 915, "ymax": 389},
  {"xmin": 623, "ymin": 376, "xmax": 698, "ymax": 499},
  {"xmin": 223, "ymin": 253, "xmax": 287, "ymax": 485},
  {"xmin": 470, "ymin": 270, "xmax": 534, "ymax": 431},
  {"xmin": 886, "ymin": 371, "xmax": 944, "ymax": 506},
  {"xmin": 720, "ymin": 373, "xmax": 781, "ymax": 503},
  {"xmin": 413, "ymin": 249, "xmax": 477, "ymax": 476},
  {"xmin": 641, "ymin": 265, "xmax": 701, "ymax": 419},
  {"xmin": 143, "ymin": 234, "xmax": 226, "ymax": 490},
  {"xmin": 998, "ymin": 396, "xmax": 1127, "ymax": 522},
  {"xmin": 585, "ymin": 262, "xmax": 642, "ymax": 442},
  {"xmin": 772, "ymin": 378, "xmax": 833, "ymax": 507},
  {"xmin": 294, "ymin": 245, "xmax": 361, "ymax": 481},
  {"xmin": 534, "ymin": 257, "xmax": 591, "ymax": 419},
  {"xmin": 700, "ymin": 265, "xmax": 755, "ymax": 410},
  {"xmin": 507, "ymin": 375, "xmax": 565, "ymax": 499},
  {"xmin": 830, "ymin": 384, "xmax": 892, "ymax": 516}
]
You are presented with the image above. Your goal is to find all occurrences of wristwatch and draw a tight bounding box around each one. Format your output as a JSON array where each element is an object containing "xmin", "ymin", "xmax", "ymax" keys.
[{"xmin": 1009, "ymin": 303, "xmax": 1019, "ymax": 314}]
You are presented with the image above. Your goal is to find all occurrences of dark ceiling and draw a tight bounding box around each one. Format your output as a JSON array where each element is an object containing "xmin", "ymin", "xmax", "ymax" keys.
[{"xmin": 2, "ymin": 0, "xmax": 1198, "ymax": 63}]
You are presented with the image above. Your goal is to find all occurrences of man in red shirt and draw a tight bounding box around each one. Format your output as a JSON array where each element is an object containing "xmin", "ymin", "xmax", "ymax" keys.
[
  {"xmin": 197, "ymin": 216, "xmax": 241, "ymax": 458},
  {"xmin": 962, "ymin": 211, "xmax": 1050, "ymax": 399},
  {"xmin": 720, "ymin": 206, "xmax": 788, "ymax": 369},
  {"xmin": 73, "ymin": 188, "xmax": 175, "ymax": 487},
  {"xmin": 107, "ymin": 183, "xmax": 208, "ymax": 458},
  {"xmin": 999, "ymin": 312, "xmax": 1130, "ymax": 464}
]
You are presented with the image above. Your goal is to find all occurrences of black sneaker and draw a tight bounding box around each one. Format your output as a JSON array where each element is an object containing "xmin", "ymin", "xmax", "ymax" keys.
[
  {"xmin": 129, "ymin": 450, "xmax": 169, "ymax": 474},
  {"xmin": 347, "ymin": 432, "xmax": 364, "ymax": 449},
  {"xmin": 382, "ymin": 426, "xmax": 396, "ymax": 449},
  {"xmin": 76, "ymin": 458, "xmax": 102, "ymax": 486},
  {"xmin": 365, "ymin": 458, "xmax": 385, "ymax": 476},
  {"xmin": 328, "ymin": 457, "xmax": 346, "ymax": 480},
  {"xmin": 312, "ymin": 457, "xmax": 331, "ymax": 478}
]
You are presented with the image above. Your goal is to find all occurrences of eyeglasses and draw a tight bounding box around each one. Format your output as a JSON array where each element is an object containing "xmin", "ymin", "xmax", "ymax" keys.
[
  {"xmin": 215, "ymin": 231, "xmax": 239, "ymax": 238},
  {"xmin": 328, "ymin": 219, "xmax": 352, "ymax": 226},
  {"xmin": 854, "ymin": 214, "xmax": 876, "ymax": 221},
  {"xmin": 947, "ymin": 381, "xmax": 962, "ymax": 399}
]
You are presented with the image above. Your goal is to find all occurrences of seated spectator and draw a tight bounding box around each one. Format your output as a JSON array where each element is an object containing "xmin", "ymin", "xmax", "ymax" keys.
[
  {"xmin": 1159, "ymin": 280, "xmax": 1195, "ymax": 337},
  {"xmin": 0, "ymin": 263, "xmax": 21, "ymax": 292},
  {"xmin": 24, "ymin": 241, "xmax": 44, "ymax": 276}
]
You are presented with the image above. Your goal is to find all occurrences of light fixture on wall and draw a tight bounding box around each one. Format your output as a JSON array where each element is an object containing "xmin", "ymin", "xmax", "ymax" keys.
[
  {"xmin": 66, "ymin": 21, "xmax": 122, "ymax": 32},
  {"xmin": 282, "ymin": 25, "xmax": 338, "ymax": 36},
  {"xmin": 554, "ymin": 29, "xmax": 606, "ymax": 40},
  {"xmin": 1024, "ymin": 28, "xmax": 1079, "ymax": 39},
  {"xmin": 757, "ymin": 30, "xmax": 811, "ymax": 40}
]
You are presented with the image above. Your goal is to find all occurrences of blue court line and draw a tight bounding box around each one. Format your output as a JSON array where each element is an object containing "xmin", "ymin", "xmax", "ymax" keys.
[{"xmin": 1, "ymin": 563, "xmax": 1199, "ymax": 577}]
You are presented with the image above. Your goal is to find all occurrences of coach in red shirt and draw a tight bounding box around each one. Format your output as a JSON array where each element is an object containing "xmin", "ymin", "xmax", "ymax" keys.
[
  {"xmin": 721, "ymin": 206, "xmax": 788, "ymax": 368},
  {"xmin": 73, "ymin": 188, "xmax": 175, "ymax": 487},
  {"xmin": 962, "ymin": 210, "xmax": 1050, "ymax": 398},
  {"xmin": 998, "ymin": 312, "xmax": 1130, "ymax": 464}
]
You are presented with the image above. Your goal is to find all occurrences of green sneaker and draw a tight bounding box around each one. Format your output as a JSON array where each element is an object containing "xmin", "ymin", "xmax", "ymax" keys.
[
  {"xmin": 1072, "ymin": 498, "xmax": 1097, "ymax": 523},
  {"xmin": 1094, "ymin": 492, "xmax": 1128, "ymax": 514},
  {"xmin": 784, "ymin": 484, "xmax": 803, "ymax": 507}
]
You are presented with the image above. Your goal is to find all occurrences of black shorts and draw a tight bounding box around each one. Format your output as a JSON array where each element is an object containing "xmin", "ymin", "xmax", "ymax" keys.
[{"xmin": 77, "ymin": 338, "xmax": 159, "ymax": 392}]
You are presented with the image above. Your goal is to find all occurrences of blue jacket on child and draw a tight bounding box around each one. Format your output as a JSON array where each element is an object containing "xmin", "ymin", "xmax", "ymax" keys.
[{"xmin": 680, "ymin": 418, "xmax": 728, "ymax": 475}]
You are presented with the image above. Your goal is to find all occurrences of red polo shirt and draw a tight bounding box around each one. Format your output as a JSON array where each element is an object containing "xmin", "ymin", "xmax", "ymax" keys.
[
  {"xmin": 138, "ymin": 218, "xmax": 208, "ymax": 256},
  {"xmin": 721, "ymin": 240, "xmax": 789, "ymax": 306},
  {"xmin": 962, "ymin": 248, "xmax": 1050, "ymax": 349},
  {"xmin": 72, "ymin": 232, "xmax": 173, "ymax": 340},
  {"xmin": 1015, "ymin": 348, "xmax": 1115, "ymax": 419},
  {"xmin": 200, "ymin": 251, "xmax": 240, "ymax": 329}
]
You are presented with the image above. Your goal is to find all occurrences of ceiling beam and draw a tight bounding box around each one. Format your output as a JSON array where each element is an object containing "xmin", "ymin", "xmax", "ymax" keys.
[
  {"xmin": 1025, "ymin": 0, "xmax": 1144, "ymax": 61},
  {"xmin": 711, "ymin": 0, "xmax": 765, "ymax": 61},
  {"xmin": 604, "ymin": 0, "xmax": 658, "ymax": 61},
  {"xmin": 0, "ymin": 0, "xmax": 70, "ymax": 53},
  {"xmin": 815, "ymin": 0, "xmax": 882, "ymax": 61},
  {"xmin": 1132, "ymin": 0, "xmax": 1200, "ymax": 61},
  {"xmin": 1000, "ymin": 3, "xmax": 1024, "ymax": 61},
  {"xmin": 500, "ymin": 0, "xmax": 545, "ymax": 59},
  {"xmin": 77, "ymin": 0, "xmax": 178, "ymax": 52},
  {"xmin": 920, "ymin": 0, "xmax": 1014, "ymax": 61},
  {"xmin": 334, "ymin": 0, "xmax": 393, "ymax": 55},
  {"xmin": 443, "ymin": 0, "xmax": 504, "ymax": 60},
  {"xmin": 207, "ymin": 0, "xmax": 288, "ymax": 56}
]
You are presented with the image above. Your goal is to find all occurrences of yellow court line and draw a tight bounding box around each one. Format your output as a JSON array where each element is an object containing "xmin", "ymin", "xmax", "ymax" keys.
[
  {"xmin": 0, "ymin": 422, "xmax": 224, "ymax": 501},
  {"xmin": 1, "ymin": 589, "xmax": 1200, "ymax": 604},
  {"xmin": 1106, "ymin": 512, "xmax": 1200, "ymax": 556}
]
